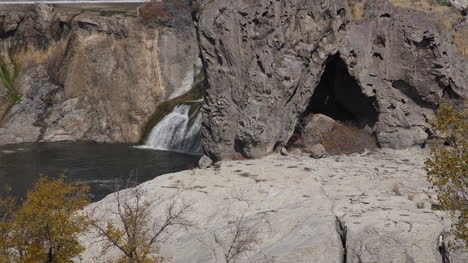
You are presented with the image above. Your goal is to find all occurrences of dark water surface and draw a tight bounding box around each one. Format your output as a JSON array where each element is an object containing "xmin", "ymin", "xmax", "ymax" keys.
[{"xmin": 0, "ymin": 142, "xmax": 200, "ymax": 201}]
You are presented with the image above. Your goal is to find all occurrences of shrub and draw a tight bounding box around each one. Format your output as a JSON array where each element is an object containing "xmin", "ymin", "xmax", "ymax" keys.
[
  {"xmin": 213, "ymin": 213, "xmax": 264, "ymax": 263},
  {"xmin": 0, "ymin": 176, "xmax": 91, "ymax": 263},
  {"xmin": 139, "ymin": 3, "xmax": 169, "ymax": 21},
  {"xmin": 0, "ymin": 51, "xmax": 21, "ymax": 111},
  {"xmin": 92, "ymin": 179, "xmax": 193, "ymax": 263},
  {"xmin": 425, "ymin": 102, "xmax": 467, "ymax": 244}
]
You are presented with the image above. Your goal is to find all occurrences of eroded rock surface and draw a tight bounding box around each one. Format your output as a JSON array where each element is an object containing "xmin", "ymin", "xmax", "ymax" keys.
[
  {"xmin": 196, "ymin": 0, "xmax": 468, "ymax": 160},
  {"xmin": 79, "ymin": 148, "xmax": 465, "ymax": 263},
  {"xmin": 449, "ymin": 0, "xmax": 468, "ymax": 12},
  {"xmin": 0, "ymin": 3, "xmax": 199, "ymax": 145}
]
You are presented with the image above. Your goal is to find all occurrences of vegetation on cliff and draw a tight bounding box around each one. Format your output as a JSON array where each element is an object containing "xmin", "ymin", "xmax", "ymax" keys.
[
  {"xmin": 0, "ymin": 51, "xmax": 21, "ymax": 119},
  {"xmin": 425, "ymin": 102, "xmax": 467, "ymax": 244}
]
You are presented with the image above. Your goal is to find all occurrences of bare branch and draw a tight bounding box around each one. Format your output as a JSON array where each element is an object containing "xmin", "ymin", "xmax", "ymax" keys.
[
  {"xmin": 214, "ymin": 212, "xmax": 265, "ymax": 263},
  {"xmin": 91, "ymin": 177, "xmax": 195, "ymax": 263}
]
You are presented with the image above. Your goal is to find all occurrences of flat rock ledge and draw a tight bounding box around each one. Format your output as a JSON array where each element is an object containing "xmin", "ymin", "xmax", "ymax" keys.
[{"xmin": 78, "ymin": 148, "xmax": 466, "ymax": 263}]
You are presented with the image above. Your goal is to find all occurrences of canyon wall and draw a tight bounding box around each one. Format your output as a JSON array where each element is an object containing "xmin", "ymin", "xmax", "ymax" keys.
[
  {"xmin": 1, "ymin": 0, "xmax": 467, "ymax": 158},
  {"xmin": 195, "ymin": 0, "xmax": 468, "ymax": 160},
  {"xmin": 0, "ymin": 3, "xmax": 199, "ymax": 145}
]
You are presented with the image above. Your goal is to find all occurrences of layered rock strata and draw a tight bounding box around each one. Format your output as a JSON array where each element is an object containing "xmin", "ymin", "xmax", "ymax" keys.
[{"xmin": 0, "ymin": 3, "xmax": 199, "ymax": 144}]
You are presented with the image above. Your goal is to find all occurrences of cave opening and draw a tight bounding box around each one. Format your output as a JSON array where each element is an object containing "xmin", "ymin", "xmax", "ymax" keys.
[
  {"xmin": 287, "ymin": 54, "xmax": 379, "ymax": 154},
  {"xmin": 304, "ymin": 54, "xmax": 378, "ymax": 128}
]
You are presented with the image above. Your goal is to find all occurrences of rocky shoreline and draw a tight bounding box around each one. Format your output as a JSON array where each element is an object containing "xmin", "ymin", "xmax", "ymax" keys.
[{"xmin": 78, "ymin": 148, "xmax": 467, "ymax": 263}]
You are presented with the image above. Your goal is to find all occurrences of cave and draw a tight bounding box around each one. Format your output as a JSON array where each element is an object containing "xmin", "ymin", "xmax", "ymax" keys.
[
  {"xmin": 287, "ymin": 54, "xmax": 380, "ymax": 154},
  {"xmin": 303, "ymin": 54, "xmax": 378, "ymax": 128}
]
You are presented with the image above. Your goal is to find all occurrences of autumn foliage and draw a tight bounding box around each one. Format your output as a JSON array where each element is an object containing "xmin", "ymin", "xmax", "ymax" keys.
[
  {"xmin": 425, "ymin": 102, "xmax": 467, "ymax": 244},
  {"xmin": 140, "ymin": 3, "xmax": 168, "ymax": 20},
  {"xmin": 0, "ymin": 177, "xmax": 90, "ymax": 263}
]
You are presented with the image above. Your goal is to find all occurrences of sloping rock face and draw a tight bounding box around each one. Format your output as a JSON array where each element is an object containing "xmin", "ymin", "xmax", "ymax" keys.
[
  {"xmin": 79, "ymin": 148, "xmax": 467, "ymax": 263},
  {"xmin": 195, "ymin": 0, "xmax": 468, "ymax": 160},
  {"xmin": 0, "ymin": 3, "xmax": 199, "ymax": 145}
]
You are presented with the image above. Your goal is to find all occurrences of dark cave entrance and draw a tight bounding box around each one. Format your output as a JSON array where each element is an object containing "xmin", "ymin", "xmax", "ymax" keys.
[
  {"xmin": 304, "ymin": 54, "xmax": 378, "ymax": 127},
  {"xmin": 287, "ymin": 54, "xmax": 379, "ymax": 153}
]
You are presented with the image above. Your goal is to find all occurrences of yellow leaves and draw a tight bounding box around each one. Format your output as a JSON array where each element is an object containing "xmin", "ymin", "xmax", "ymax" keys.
[
  {"xmin": 0, "ymin": 176, "xmax": 91, "ymax": 263},
  {"xmin": 432, "ymin": 103, "xmax": 467, "ymax": 138},
  {"xmin": 1, "ymin": 176, "xmax": 186, "ymax": 262},
  {"xmin": 425, "ymin": 102, "xmax": 467, "ymax": 244}
]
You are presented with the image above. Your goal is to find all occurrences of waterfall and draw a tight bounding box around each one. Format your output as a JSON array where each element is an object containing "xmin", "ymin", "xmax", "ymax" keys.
[{"xmin": 141, "ymin": 103, "xmax": 202, "ymax": 154}]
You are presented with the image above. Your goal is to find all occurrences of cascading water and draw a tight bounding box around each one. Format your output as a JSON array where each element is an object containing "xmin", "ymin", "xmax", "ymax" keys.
[{"xmin": 141, "ymin": 102, "xmax": 202, "ymax": 154}]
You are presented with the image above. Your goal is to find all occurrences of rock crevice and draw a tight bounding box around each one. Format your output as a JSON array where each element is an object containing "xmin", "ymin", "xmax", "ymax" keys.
[{"xmin": 78, "ymin": 148, "xmax": 468, "ymax": 263}]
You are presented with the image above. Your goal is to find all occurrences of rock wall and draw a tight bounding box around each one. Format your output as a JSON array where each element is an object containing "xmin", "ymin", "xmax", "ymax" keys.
[
  {"xmin": 195, "ymin": 0, "xmax": 468, "ymax": 160},
  {"xmin": 0, "ymin": 3, "xmax": 199, "ymax": 145}
]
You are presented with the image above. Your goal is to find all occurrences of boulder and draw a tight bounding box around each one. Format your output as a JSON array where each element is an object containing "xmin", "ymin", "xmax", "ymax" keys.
[
  {"xmin": 280, "ymin": 147, "xmax": 289, "ymax": 156},
  {"xmin": 308, "ymin": 144, "xmax": 328, "ymax": 159},
  {"xmin": 0, "ymin": 98, "xmax": 45, "ymax": 145},
  {"xmin": 198, "ymin": 155, "xmax": 213, "ymax": 169},
  {"xmin": 321, "ymin": 124, "xmax": 378, "ymax": 155},
  {"xmin": 289, "ymin": 113, "xmax": 377, "ymax": 155},
  {"xmin": 300, "ymin": 114, "xmax": 337, "ymax": 147}
]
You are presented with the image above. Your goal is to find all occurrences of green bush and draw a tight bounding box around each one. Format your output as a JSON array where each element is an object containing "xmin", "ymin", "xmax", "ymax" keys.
[
  {"xmin": 0, "ymin": 51, "xmax": 21, "ymax": 107},
  {"xmin": 0, "ymin": 50, "xmax": 21, "ymax": 121}
]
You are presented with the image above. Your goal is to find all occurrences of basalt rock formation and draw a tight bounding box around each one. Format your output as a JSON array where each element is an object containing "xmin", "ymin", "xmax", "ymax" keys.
[
  {"xmin": 195, "ymin": 0, "xmax": 468, "ymax": 160},
  {"xmin": 1, "ymin": 1, "xmax": 467, "ymax": 156},
  {"xmin": 0, "ymin": 3, "xmax": 199, "ymax": 145},
  {"xmin": 80, "ymin": 149, "xmax": 468, "ymax": 263}
]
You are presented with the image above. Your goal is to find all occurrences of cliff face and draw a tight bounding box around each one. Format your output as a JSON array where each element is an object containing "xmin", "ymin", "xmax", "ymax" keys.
[
  {"xmin": 195, "ymin": 0, "xmax": 468, "ymax": 160},
  {"xmin": 1, "ymin": 1, "xmax": 467, "ymax": 155},
  {"xmin": 0, "ymin": 3, "xmax": 199, "ymax": 145}
]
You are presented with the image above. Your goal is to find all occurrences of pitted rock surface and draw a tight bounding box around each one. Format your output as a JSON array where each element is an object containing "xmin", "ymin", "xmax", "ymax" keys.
[
  {"xmin": 195, "ymin": 0, "xmax": 467, "ymax": 160},
  {"xmin": 79, "ymin": 148, "xmax": 468, "ymax": 263}
]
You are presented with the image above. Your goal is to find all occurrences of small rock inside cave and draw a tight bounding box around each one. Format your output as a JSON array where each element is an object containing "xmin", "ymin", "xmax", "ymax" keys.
[
  {"xmin": 306, "ymin": 54, "xmax": 378, "ymax": 128},
  {"xmin": 287, "ymin": 54, "xmax": 379, "ymax": 155}
]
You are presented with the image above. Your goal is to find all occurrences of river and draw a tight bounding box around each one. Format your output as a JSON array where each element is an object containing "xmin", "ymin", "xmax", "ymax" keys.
[{"xmin": 0, "ymin": 142, "xmax": 200, "ymax": 201}]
